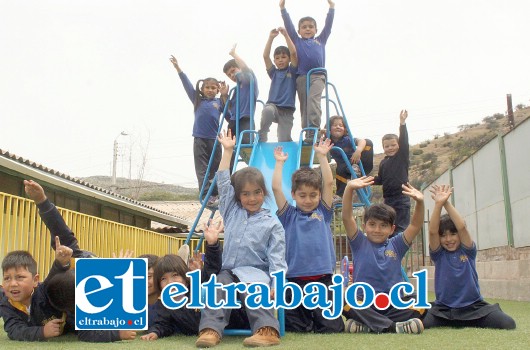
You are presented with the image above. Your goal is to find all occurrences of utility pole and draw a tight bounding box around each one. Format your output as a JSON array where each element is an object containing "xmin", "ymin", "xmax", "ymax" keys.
[
  {"xmin": 112, "ymin": 131, "xmax": 128, "ymax": 190},
  {"xmin": 506, "ymin": 94, "xmax": 515, "ymax": 130}
]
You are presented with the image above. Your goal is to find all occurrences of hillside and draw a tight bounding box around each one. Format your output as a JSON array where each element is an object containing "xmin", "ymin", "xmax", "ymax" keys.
[
  {"xmin": 81, "ymin": 176, "xmax": 199, "ymax": 201},
  {"xmin": 369, "ymin": 105, "xmax": 530, "ymax": 202},
  {"xmin": 82, "ymin": 106, "xmax": 530, "ymax": 202}
]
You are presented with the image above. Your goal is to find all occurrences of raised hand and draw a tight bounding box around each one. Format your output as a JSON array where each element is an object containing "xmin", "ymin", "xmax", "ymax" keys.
[
  {"xmin": 400, "ymin": 109, "xmax": 408, "ymax": 125},
  {"xmin": 328, "ymin": 0, "xmax": 335, "ymax": 8},
  {"xmin": 402, "ymin": 182, "xmax": 423, "ymax": 201},
  {"xmin": 217, "ymin": 129, "xmax": 236, "ymax": 150},
  {"xmin": 274, "ymin": 146, "xmax": 289, "ymax": 162},
  {"xmin": 429, "ymin": 184, "xmax": 452, "ymax": 205},
  {"xmin": 112, "ymin": 249, "xmax": 134, "ymax": 258},
  {"xmin": 229, "ymin": 43, "xmax": 237, "ymax": 57},
  {"xmin": 313, "ymin": 136, "xmax": 333, "ymax": 156},
  {"xmin": 169, "ymin": 55, "xmax": 181, "ymax": 71},
  {"xmin": 203, "ymin": 219, "xmax": 223, "ymax": 245},
  {"xmin": 279, "ymin": 0, "xmax": 286, "ymax": 10},
  {"xmin": 188, "ymin": 250, "xmax": 204, "ymax": 271},
  {"xmin": 24, "ymin": 179, "xmax": 47, "ymax": 204},
  {"xmin": 346, "ymin": 176, "xmax": 374, "ymax": 191},
  {"xmin": 219, "ymin": 81, "xmax": 229, "ymax": 96},
  {"xmin": 55, "ymin": 236, "xmax": 73, "ymax": 267},
  {"xmin": 269, "ymin": 28, "xmax": 280, "ymax": 39}
]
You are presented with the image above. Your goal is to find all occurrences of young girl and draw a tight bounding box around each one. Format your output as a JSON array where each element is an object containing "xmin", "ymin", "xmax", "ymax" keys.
[
  {"xmin": 423, "ymin": 184, "xmax": 516, "ymax": 330},
  {"xmin": 328, "ymin": 115, "xmax": 374, "ymax": 198},
  {"xmin": 195, "ymin": 129, "xmax": 287, "ymax": 348},
  {"xmin": 141, "ymin": 220, "xmax": 248, "ymax": 340},
  {"xmin": 170, "ymin": 55, "xmax": 228, "ymax": 205}
]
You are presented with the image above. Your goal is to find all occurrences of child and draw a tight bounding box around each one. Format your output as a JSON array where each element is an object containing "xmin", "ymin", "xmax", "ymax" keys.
[
  {"xmin": 223, "ymin": 44, "xmax": 259, "ymax": 147},
  {"xmin": 280, "ymin": 0, "xmax": 335, "ymax": 142},
  {"xmin": 328, "ymin": 115, "xmax": 374, "ymax": 198},
  {"xmin": 374, "ymin": 110, "xmax": 410, "ymax": 236},
  {"xmin": 141, "ymin": 220, "xmax": 249, "ymax": 341},
  {"xmin": 422, "ymin": 184, "xmax": 516, "ymax": 330},
  {"xmin": 1, "ymin": 242, "xmax": 74, "ymax": 341},
  {"xmin": 258, "ymin": 27, "xmax": 298, "ymax": 143},
  {"xmin": 196, "ymin": 129, "xmax": 287, "ymax": 348},
  {"xmin": 272, "ymin": 136, "xmax": 344, "ymax": 333},
  {"xmin": 138, "ymin": 254, "xmax": 159, "ymax": 329},
  {"xmin": 170, "ymin": 56, "xmax": 228, "ymax": 205},
  {"xmin": 341, "ymin": 177, "xmax": 425, "ymax": 334}
]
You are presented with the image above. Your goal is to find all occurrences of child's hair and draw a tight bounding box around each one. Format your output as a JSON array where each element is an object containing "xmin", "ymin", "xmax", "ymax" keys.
[
  {"xmin": 382, "ymin": 134, "xmax": 399, "ymax": 143},
  {"xmin": 438, "ymin": 214, "xmax": 457, "ymax": 235},
  {"xmin": 1, "ymin": 250, "xmax": 37, "ymax": 275},
  {"xmin": 223, "ymin": 59, "xmax": 239, "ymax": 74},
  {"xmin": 329, "ymin": 115, "xmax": 348, "ymax": 137},
  {"xmin": 153, "ymin": 254, "xmax": 190, "ymax": 292},
  {"xmin": 273, "ymin": 46, "xmax": 290, "ymax": 58},
  {"xmin": 364, "ymin": 203, "xmax": 396, "ymax": 226},
  {"xmin": 194, "ymin": 77, "xmax": 220, "ymax": 111},
  {"xmin": 138, "ymin": 254, "xmax": 159, "ymax": 270},
  {"xmin": 291, "ymin": 167, "xmax": 322, "ymax": 193},
  {"xmin": 230, "ymin": 167, "xmax": 269, "ymax": 204},
  {"xmin": 298, "ymin": 16, "xmax": 317, "ymax": 30},
  {"xmin": 47, "ymin": 270, "xmax": 75, "ymax": 313}
]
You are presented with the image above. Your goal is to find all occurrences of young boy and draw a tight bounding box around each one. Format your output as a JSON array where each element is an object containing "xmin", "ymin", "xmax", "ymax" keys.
[
  {"xmin": 1, "ymin": 243, "xmax": 74, "ymax": 341},
  {"xmin": 374, "ymin": 110, "xmax": 410, "ymax": 236},
  {"xmin": 341, "ymin": 176, "xmax": 425, "ymax": 334},
  {"xmin": 258, "ymin": 27, "xmax": 298, "ymax": 143},
  {"xmin": 223, "ymin": 44, "xmax": 259, "ymax": 146},
  {"xmin": 280, "ymin": 0, "xmax": 335, "ymax": 142},
  {"xmin": 272, "ymin": 137, "xmax": 344, "ymax": 333}
]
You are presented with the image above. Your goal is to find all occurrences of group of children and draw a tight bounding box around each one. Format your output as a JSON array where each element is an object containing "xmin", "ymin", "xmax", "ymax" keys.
[{"xmin": 1, "ymin": 0, "xmax": 517, "ymax": 347}]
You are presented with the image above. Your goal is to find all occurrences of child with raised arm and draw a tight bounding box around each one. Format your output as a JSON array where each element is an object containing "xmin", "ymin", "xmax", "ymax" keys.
[
  {"xmin": 195, "ymin": 129, "xmax": 287, "ymax": 348},
  {"xmin": 328, "ymin": 115, "xmax": 374, "ymax": 200},
  {"xmin": 170, "ymin": 56, "xmax": 228, "ymax": 205},
  {"xmin": 341, "ymin": 177, "xmax": 425, "ymax": 334},
  {"xmin": 223, "ymin": 45, "xmax": 259, "ymax": 147},
  {"xmin": 280, "ymin": 0, "xmax": 335, "ymax": 142},
  {"xmin": 258, "ymin": 27, "xmax": 298, "ymax": 143},
  {"xmin": 374, "ymin": 110, "xmax": 410, "ymax": 236},
  {"xmin": 141, "ymin": 220, "xmax": 249, "ymax": 341},
  {"xmin": 1, "ymin": 241, "xmax": 74, "ymax": 341},
  {"xmin": 272, "ymin": 136, "xmax": 344, "ymax": 333},
  {"xmin": 422, "ymin": 185, "xmax": 516, "ymax": 330}
]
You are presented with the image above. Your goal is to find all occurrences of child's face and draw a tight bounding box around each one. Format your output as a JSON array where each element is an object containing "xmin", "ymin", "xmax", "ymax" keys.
[
  {"xmin": 440, "ymin": 231, "xmax": 461, "ymax": 251},
  {"xmin": 292, "ymin": 184, "xmax": 320, "ymax": 212},
  {"xmin": 274, "ymin": 52, "xmax": 290, "ymax": 70},
  {"xmin": 382, "ymin": 138, "xmax": 399, "ymax": 157},
  {"xmin": 363, "ymin": 218, "xmax": 395, "ymax": 244},
  {"xmin": 239, "ymin": 182, "xmax": 265, "ymax": 214},
  {"xmin": 225, "ymin": 66, "xmax": 241, "ymax": 82},
  {"xmin": 330, "ymin": 120, "xmax": 346, "ymax": 139},
  {"xmin": 202, "ymin": 81, "xmax": 219, "ymax": 99},
  {"xmin": 298, "ymin": 20, "xmax": 317, "ymax": 39},
  {"xmin": 147, "ymin": 267, "xmax": 157, "ymax": 298},
  {"xmin": 2, "ymin": 267, "xmax": 39, "ymax": 307},
  {"xmin": 160, "ymin": 272, "xmax": 186, "ymax": 302}
]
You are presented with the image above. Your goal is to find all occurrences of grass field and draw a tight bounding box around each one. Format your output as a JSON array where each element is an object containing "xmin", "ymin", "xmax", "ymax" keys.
[{"xmin": 1, "ymin": 297, "xmax": 529, "ymax": 350}]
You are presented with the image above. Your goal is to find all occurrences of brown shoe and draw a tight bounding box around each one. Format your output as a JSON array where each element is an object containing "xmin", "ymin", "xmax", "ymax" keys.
[
  {"xmin": 195, "ymin": 328, "xmax": 221, "ymax": 348},
  {"xmin": 242, "ymin": 326, "xmax": 280, "ymax": 347}
]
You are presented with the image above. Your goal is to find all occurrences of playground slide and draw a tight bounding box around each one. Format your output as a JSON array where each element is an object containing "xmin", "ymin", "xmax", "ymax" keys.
[{"xmin": 247, "ymin": 141, "xmax": 300, "ymax": 214}]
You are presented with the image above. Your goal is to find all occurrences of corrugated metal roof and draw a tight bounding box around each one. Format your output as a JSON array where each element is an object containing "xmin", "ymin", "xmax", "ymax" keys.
[
  {"xmin": 145, "ymin": 201, "xmax": 221, "ymax": 230},
  {"xmin": 0, "ymin": 148, "xmax": 190, "ymax": 227}
]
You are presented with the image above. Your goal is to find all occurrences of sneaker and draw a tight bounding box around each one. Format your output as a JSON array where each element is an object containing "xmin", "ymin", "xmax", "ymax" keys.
[
  {"xmin": 345, "ymin": 319, "xmax": 371, "ymax": 333},
  {"xmin": 196, "ymin": 328, "xmax": 221, "ymax": 348},
  {"xmin": 206, "ymin": 195, "xmax": 219, "ymax": 207},
  {"xmin": 395, "ymin": 318, "xmax": 424, "ymax": 334},
  {"xmin": 242, "ymin": 326, "xmax": 280, "ymax": 347},
  {"xmin": 177, "ymin": 244, "xmax": 190, "ymax": 264},
  {"xmin": 332, "ymin": 195, "xmax": 342, "ymax": 207}
]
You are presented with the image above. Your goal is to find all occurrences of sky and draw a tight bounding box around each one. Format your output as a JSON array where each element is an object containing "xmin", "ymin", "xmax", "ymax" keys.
[{"xmin": 1, "ymin": 0, "xmax": 529, "ymax": 188}]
